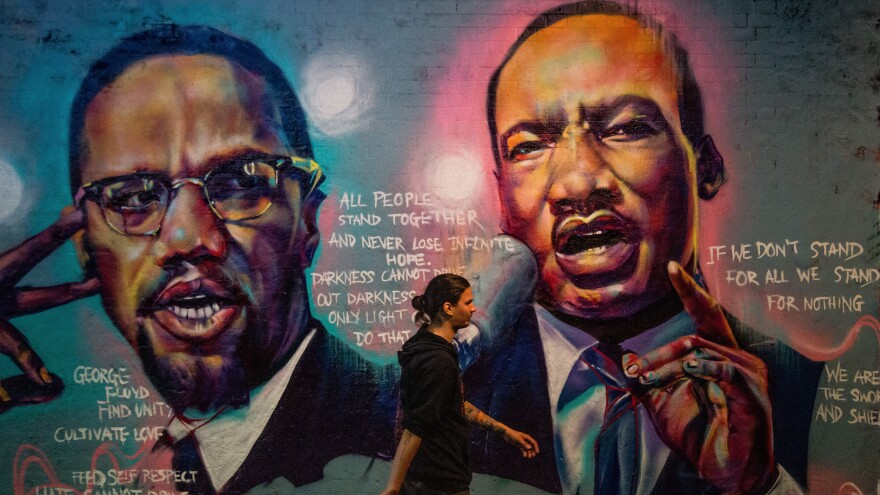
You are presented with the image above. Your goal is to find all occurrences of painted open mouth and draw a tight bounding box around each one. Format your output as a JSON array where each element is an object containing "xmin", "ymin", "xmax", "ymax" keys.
[
  {"xmin": 556, "ymin": 225, "xmax": 627, "ymax": 255},
  {"xmin": 553, "ymin": 210, "xmax": 638, "ymax": 276},
  {"xmin": 555, "ymin": 211, "xmax": 632, "ymax": 254},
  {"xmin": 145, "ymin": 276, "xmax": 243, "ymax": 343},
  {"xmin": 161, "ymin": 292, "xmax": 227, "ymax": 320}
]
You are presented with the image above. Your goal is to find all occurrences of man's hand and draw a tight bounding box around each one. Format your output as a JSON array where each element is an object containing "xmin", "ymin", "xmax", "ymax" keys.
[
  {"xmin": 502, "ymin": 427, "xmax": 540, "ymax": 459},
  {"xmin": 0, "ymin": 207, "xmax": 100, "ymax": 413},
  {"xmin": 622, "ymin": 261, "xmax": 774, "ymax": 494}
]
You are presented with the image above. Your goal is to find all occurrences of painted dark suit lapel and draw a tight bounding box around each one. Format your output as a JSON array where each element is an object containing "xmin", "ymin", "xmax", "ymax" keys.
[{"xmin": 223, "ymin": 324, "xmax": 398, "ymax": 494}]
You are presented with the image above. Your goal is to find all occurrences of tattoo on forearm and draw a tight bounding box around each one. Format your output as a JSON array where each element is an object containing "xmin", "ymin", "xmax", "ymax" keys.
[{"xmin": 464, "ymin": 401, "xmax": 506, "ymax": 435}]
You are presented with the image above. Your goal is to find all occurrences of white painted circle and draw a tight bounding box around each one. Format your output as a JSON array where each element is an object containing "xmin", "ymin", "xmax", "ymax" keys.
[
  {"xmin": 312, "ymin": 75, "xmax": 357, "ymax": 118},
  {"xmin": 428, "ymin": 152, "xmax": 483, "ymax": 204},
  {"xmin": 301, "ymin": 53, "xmax": 375, "ymax": 137}
]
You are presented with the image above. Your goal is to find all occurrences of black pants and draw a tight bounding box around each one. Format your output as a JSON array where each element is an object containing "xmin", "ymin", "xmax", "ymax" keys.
[{"xmin": 401, "ymin": 480, "xmax": 470, "ymax": 495}]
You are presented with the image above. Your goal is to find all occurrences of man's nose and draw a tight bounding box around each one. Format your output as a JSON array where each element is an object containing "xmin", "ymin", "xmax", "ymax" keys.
[
  {"xmin": 547, "ymin": 127, "xmax": 617, "ymax": 203},
  {"xmin": 155, "ymin": 183, "xmax": 227, "ymax": 267}
]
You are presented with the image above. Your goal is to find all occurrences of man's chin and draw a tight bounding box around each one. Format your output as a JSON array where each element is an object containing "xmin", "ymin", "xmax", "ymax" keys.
[
  {"xmin": 135, "ymin": 331, "xmax": 251, "ymax": 413},
  {"xmin": 540, "ymin": 279, "xmax": 656, "ymax": 321},
  {"xmin": 538, "ymin": 249, "xmax": 656, "ymax": 318}
]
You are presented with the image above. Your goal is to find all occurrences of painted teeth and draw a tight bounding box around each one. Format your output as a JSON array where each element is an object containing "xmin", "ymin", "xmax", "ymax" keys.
[
  {"xmin": 585, "ymin": 245, "xmax": 609, "ymax": 254},
  {"xmin": 168, "ymin": 303, "xmax": 223, "ymax": 320}
]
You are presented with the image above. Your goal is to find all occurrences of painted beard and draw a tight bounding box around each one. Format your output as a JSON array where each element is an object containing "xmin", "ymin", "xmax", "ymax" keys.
[
  {"xmin": 123, "ymin": 247, "xmax": 310, "ymax": 413},
  {"xmin": 131, "ymin": 275, "xmax": 308, "ymax": 413},
  {"xmin": 136, "ymin": 328, "xmax": 251, "ymax": 413}
]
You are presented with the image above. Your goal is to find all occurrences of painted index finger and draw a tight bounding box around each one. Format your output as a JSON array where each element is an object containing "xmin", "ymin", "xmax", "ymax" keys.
[
  {"xmin": 9, "ymin": 278, "xmax": 101, "ymax": 316},
  {"xmin": 0, "ymin": 207, "xmax": 86, "ymax": 288},
  {"xmin": 667, "ymin": 261, "xmax": 737, "ymax": 348}
]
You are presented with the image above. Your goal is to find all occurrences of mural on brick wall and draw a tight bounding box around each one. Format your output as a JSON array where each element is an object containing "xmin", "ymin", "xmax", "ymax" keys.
[{"xmin": 0, "ymin": 0, "xmax": 877, "ymax": 494}]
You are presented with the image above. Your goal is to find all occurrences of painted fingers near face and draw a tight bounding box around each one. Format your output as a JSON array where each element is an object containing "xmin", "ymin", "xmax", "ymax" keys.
[
  {"xmin": 0, "ymin": 207, "xmax": 100, "ymax": 413},
  {"xmin": 621, "ymin": 261, "xmax": 774, "ymax": 494}
]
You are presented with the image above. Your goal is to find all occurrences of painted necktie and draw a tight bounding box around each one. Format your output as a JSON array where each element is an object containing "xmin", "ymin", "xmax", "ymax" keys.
[
  {"xmin": 592, "ymin": 342, "xmax": 639, "ymax": 495},
  {"xmin": 559, "ymin": 342, "xmax": 639, "ymax": 495},
  {"xmin": 172, "ymin": 432, "xmax": 217, "ymax": 495}
]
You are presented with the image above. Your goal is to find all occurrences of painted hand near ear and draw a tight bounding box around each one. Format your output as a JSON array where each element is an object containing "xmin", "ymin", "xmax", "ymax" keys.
[
  {"xmin": 0, "ymin": 207, "xmax": 100, "ymax": 413},
  {"xmin": 456, "ymin": 234, "xmax": 537, "ymax": 369},
  {"xmin": 623, "ymin": 261, "xmax": 774, "ymax": 495}
]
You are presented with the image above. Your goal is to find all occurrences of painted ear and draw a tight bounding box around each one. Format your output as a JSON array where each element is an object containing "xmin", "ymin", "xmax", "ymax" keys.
[
  {"xmin": 297, "ymin": 190, "xmax": 325, "ymax": 268},
  {"xmin": 695, "ymin": 135, "xmax": 725, "ymax": 200},
  {"xmin": 71, "ymin": 229, "xmax": 97, "ymax": 278}
]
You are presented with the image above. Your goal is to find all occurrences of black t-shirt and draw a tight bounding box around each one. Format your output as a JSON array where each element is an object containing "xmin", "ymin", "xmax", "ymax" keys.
[{"xmin": 398, "ymin": 327, "xmax": 471, "ymax": 492}]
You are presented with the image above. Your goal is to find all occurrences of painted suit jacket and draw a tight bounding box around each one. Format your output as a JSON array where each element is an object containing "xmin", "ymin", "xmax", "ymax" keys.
[
  {"xmin": 219, "ymin": 324, "xmax": 398, "ymax": 494},
  {"xmin": 462, "ymin": 306, "xmax": 822, "ymax": 494}
]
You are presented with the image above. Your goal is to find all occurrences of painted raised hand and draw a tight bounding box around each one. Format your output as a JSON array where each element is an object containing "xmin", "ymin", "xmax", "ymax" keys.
[
  {"xmin": 455, "ymin": 234, "xmax": 537, "ymax": 369},
  {"xmin": 623, "ymin": 261, "xmax": 775, "ymax": 494},
  {"xmin": 0, "ymin": 207, "xmax": 100, "ymax": 413}
]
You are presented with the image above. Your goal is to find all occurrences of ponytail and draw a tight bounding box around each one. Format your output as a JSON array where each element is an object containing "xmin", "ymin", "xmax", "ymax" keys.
[
  {"xmin": 411, "ymin": 274, "xmax": 470, "ymax": 327},
  {"xmin": 412, "ymin": 294, "xmax": 430, "ymax": 326}
]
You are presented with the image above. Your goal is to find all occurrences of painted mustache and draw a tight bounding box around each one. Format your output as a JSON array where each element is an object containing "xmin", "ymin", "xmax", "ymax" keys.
[
  {"xmin": 554, "ymin": 211, "xmax": 636, "ymax": 255},
  {"xmin": 154, "ymin": 277, "xmax": 234, "ymax": 319},
  {"xmin": 139, "ymin": 262, "xmax": 248, "ymax": 322}
]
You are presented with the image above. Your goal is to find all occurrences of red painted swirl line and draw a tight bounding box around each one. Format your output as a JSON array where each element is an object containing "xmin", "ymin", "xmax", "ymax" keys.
[
  {"xmin": 836, "ymin": 481, "xmax": 864, "ymax": 495},
  {"xmin": 13, "ymin": 440, "xmax": 155, "ymax": 495},
  {"xmin": 793, "ymin": 315, "xmax": 880, "ymax": 362}
]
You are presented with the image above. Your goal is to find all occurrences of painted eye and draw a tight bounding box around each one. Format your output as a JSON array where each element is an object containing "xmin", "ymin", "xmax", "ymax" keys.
[
  {"xmin": 507, "ymin": 140, "xmax": 552, "ymax": 161},
  {"xmin": 206, "ymin": 160, "xmax": 278, "ymax": 220},
  {"xmin": 104, "ymin": 178, "xmax": 166, "ymax": 211},
  {"xmin": 99, "ymin": 176, "xmax": 169, "ymax": 234},
  {"xmin": 209, "ymin": 165, "xmax": 273, "ymax": 200},
  {"xmin": 600, "ymin": 120, "xmax": 660, "ymax": 142}
]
